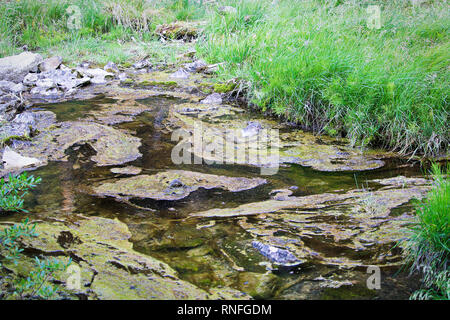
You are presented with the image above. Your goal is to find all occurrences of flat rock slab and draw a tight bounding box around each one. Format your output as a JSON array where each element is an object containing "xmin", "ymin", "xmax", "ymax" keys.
[
  {"xmin": 166, "ymin": 102, "xmax": 390, "ymax": 172},
  {"xmin": 88, "ymin": 99, "xmax": 154, "ymax": 125},
  {"xmin": 0, "ymin": 216, "xmax": 250, "ymax": 300},
  {"xmin": 13, "ymin": 120, "xmax": 141, "ymax": 167},
  {"xmin": 94, "ymin": 170, "xmax": 267, "ymax": 201},
  {"xmin": 191, "ymin": 176, "xmax": 431, "ymax": 269},
  {"xmin": 110, "ymin": 166, "xmax": 143, "ymax": 175}
]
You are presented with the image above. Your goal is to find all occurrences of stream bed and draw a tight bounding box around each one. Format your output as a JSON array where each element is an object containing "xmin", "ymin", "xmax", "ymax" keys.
[{"xmin": 0, "ymin": 72, "xmax": 431, "ymax": 300}]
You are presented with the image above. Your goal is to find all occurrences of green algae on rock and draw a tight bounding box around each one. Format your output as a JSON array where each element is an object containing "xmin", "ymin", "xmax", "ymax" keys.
[
  {"xmin": 13, "ymin": 121, "xmax": 142, "ymax": 167},
  {"xmin": 237, "ymin": 272, "xmax": 280, "ymax": 299},
  {"xmin": 189, "ymin": 177, "xmax": 431, "ymax": 270},
  {"xmin": 165, "ymin": 101, "xmax": 390, "ymax": 172},
  {"xmin": 93, "ymin": 170, "xmax": 267, "ymax": 201},
  {"xmin": 0, "ymin": 216, "xmax": 250, "ymax": 300},
  {"xmin": 88, "ymin": 99, "xmax": 154, "ymax": 125},
  {"xmin": 110, "ymin": 166, "xmax": 142, "ymax": 175}
]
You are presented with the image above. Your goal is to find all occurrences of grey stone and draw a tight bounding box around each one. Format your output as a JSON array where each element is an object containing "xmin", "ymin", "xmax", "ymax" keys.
[
  {"xmin": 184, "ymin": 60, "xmax": 207, "ymax": 73},
  {"xmin": 36, "ymin": 78, "xmax": 56, "ymax": 89},
  {"xmin": 252, "ymin": 241, "xmax": 303, "ymax": 267},
  {"xmin": 39, "ymin": 56, "xmax": 63, "ymax": 72},
  {"xmin": 241, "ymin": 121, "xmax": 263, "ymax": 138},
  {"xmin": 200, "ymin": 93, "xmax": 222, "ymax": 105},
  {"xmin": 170, "ymin": 68, "xmax": 190, "ymax": 79},
  {"xmin": 0, "ymin": 80, "xmax": 24, "ymax": 93},
  {"xmin": 104, "ymin": 61, "xmax": 119, "ymax": 73},
  {"xmin": 0, "ymin": 52, "xmax": 43, "ymax": 82},
  {"xmin": 77, "ymin": 68, "xmax": 114, "ymax": 84},
  {"xmin": 132, "ymin": 59, "xmax": 151, "ymax": 69},
  {"xmin": 23, "ymin": 73, "xmax": 39, "ymax": 86}
]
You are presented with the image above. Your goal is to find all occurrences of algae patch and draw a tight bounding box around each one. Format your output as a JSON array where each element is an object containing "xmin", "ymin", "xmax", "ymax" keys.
[{"xmin": 93, "ymin": 170, "xmax": 267, "ymax": 201}]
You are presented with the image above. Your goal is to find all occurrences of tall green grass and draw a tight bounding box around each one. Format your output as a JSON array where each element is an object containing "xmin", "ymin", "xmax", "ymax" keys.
[
  {"xmin": 405, "ymin": 163, "xmax": 449, "ymax": 300},
  {"xmin": 197, "ymin": 0, "xmax": 449, "ymax": 156},
  {"xmin": 0, "ymin": 0, "xmax": 206, "ymax": 58}
]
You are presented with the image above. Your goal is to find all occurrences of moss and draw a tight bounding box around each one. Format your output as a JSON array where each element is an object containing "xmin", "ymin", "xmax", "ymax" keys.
[
  {"xmin": 121, "ymin": 62, "xmax": 133, "ymax": 68},
  {"xmin": 1, "ymin": 134, "xmax": 31, "ymax": 145},
  {"xmin": 121, "ymin": 78, "xmax": 134, "ymax": 85},
  {"xmin": 214, "ymin": 83, "xmax": 236, "ymax": 93},
  {"xmin": 321, "ymin": 285, "xmax": 377, "ymax": 300},
  {"xmin": 136, "ymin": 80, "xmax": 178, "ymax": 88}
]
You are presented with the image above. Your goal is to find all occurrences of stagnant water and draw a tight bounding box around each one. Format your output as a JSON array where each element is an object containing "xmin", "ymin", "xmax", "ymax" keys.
[{"xmin": 1, "ymin": 93, "xmax": 426, "ymax": 299}]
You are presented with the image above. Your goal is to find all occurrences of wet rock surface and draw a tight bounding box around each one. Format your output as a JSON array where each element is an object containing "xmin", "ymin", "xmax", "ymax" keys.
[
  {"xmin": 0, "ymin": 216, "xmax": 250, "ymax": 300},
  {"xmin": 0, "ymin": 52, "xmax": 432, "ymax": 300},
  {"xmin": 7, "ymin": 120, "xmax": 142, "ymax": 171},
  {"xmin": 93, "ymin": 170, "xmax": 267, "ymax": 202}
]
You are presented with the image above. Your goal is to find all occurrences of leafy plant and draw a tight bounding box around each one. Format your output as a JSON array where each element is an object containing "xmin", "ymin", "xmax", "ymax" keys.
[
  {"xmin": 0, "ymin": 218, "xmax": 37, "ymax": 266},
  {"xmin": 0, "ymin": 173, "xmax": 41, "ymax": 213},
  {"xmin": 13, "ymin": 257, "xmax": 71, "ymax": 300},
  {"xmin": 0, "ymin": 220, "xmax": 71, "ymax": 299}
]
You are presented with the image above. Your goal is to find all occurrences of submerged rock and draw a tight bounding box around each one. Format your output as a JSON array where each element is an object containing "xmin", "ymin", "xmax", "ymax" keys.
[
  {"xmin": 190, "ymin": 177, "xmax": 431, "ymax": 269},
  {"xmin": 252, "ymin": 241, "xmax": 303, "ymax": 267},
  {"xmin": 0, "ymin": 216, "xmax": 249, "ymax": 300},
  {"xmin": 238, "ymin": 272, "xmax": 280, "ymax": 299},
  {"xmin": 88, "ymin": 99, "xmax": 153, "ymax": 125},
  {"xmin": 93, "ymin": 170, "xmax": 267, "ymax": 202},
  {"xmin": 13, "ymin": 121, "xmax": 141, "ymax": 167},
  {"xmin": 110, "ymin": 166, "xmax": 142, "ymax": 175},
  {"xmin": 166, "ymin": 100, "xmax": 389, "ymax": 172}
]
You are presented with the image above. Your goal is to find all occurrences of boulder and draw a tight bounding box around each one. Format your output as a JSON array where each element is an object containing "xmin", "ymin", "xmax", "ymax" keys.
[
  {"xmin": 0, "ymin": 52, "xmax": 43, "ymax": 82},
  {"xmin": 77, "ymin": 68, "xmax": 113, "ymax": 84},
  {"xmin": 39, "ymin": 56, "xmax": 63, "ymax": 72}
]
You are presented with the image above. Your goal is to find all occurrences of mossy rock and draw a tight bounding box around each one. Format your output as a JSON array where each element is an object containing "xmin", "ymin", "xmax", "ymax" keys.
[
  {"xmin": 214, "ymin": 83, "xmax": 236, "ymax": 93},
  {"xmin": 136, "ymin": 80, "xmax": 178, "ymax": 88},
  {"xmin": 238, "ymin": 272, "xmax": 280, "ymax": 299},
  {"xmin": 0, "ymin": 216, "xmax": 250, "ymax": 300}
]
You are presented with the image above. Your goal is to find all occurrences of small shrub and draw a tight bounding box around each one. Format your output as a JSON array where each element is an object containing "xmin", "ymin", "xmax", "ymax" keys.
[{"xmin": 0, "ymin": 173, "xmax": 42, "ymax": 213}]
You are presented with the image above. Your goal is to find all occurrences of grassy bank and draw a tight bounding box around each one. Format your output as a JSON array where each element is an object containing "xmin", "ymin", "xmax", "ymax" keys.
[
  {"xmin": 197, "ymin": 0, "xmax": 449, "ymax": 157},
  {"xmin": 0, "ymin": 0, "xmax": 448, "ymax": 157},
  {"xmin": 405, "ymin": 164, "xmax": 449, "ymax": 300},
  {"xmin": 0, "ymin": 0, "xmax": 206, "ymax": 64}
]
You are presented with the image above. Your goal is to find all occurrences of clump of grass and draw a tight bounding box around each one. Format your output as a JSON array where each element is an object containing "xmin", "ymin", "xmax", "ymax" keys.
[
  {"xmin": 197, "ymin": 0, "xmax": 449, "ymax": 157},
  {"xmin": 405, "ymin": 163, "xmax": 449, "ymax": 300}
]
